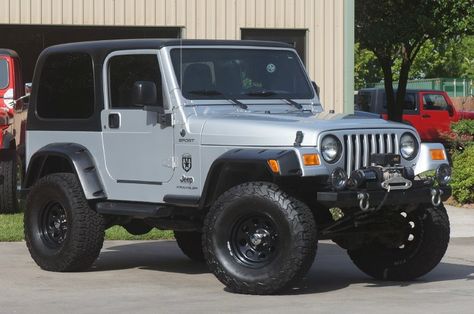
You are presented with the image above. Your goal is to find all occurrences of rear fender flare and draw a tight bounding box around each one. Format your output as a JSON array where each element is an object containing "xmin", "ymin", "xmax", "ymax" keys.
[{"xmin": 25, "ymin": 143, "xmax": 106, "ymax": 200}]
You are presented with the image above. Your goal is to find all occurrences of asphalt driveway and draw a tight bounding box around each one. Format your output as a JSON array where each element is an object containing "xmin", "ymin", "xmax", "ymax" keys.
[{"xmin": 0, "ymin": 205, "xmax": 473, "ymax": 314}]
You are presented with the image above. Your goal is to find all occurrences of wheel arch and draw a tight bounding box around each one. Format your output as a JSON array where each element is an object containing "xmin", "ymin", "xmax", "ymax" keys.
[
  {"xmin": 24, "ymin": 143, "xmax": 106, "ymax": 200},
  {"xmin": 199, "ymin": 149, "xmax": 301, "ymax": 209}
]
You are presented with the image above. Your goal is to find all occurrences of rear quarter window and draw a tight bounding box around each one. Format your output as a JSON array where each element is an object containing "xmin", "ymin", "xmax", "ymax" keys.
[
  {"xmin": 0, "ymin": 59, "xmax": 9, "ymax": 90},
  {"xmin": 37, "ymin": 53, "xmax": 94, "ymax": 119}
]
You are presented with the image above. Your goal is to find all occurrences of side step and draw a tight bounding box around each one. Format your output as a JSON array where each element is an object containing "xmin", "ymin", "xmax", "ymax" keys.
[{"xmin": 96, "ymin": 201, "xmax": 198, "ymax": 218}]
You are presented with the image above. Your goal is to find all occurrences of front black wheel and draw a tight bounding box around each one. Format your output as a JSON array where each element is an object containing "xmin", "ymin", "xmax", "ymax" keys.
[
  {"xmin": 203, "ymin": 182, "xmax": 317, "ymax": 295},
  {"xmin": 174, "ymin": 231, "xmax": 205, "ymax": 262},
  {"xmin": 348, "ymin": 204, "xmax": 450, "ymax": 281},
  {"xmin": 24, "ymin": 173, "xmax": 105, "ymax": 272}
]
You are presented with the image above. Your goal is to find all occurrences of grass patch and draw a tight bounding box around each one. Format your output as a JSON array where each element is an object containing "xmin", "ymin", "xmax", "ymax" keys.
[
  {"xmin": 0, "ymin": 214, "xmax": 24, "ymax": 242},
  {"xmin": 0, "ymin": 213, "xmax": 174, "ymax": 242},
  {"xmin": 105, "ymin": 226, "xmax": 173, "ymax": 241}
]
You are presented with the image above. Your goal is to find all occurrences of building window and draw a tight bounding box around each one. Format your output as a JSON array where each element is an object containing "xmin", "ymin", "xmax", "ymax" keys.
[
  {"xmin": 108, "ymin": 54, "xmax": 163, "ymax": 108},
  {"xmin": 241, "ymin": 29, "xmax": 307, "ymax": 65},
  {"xmin": 37, "ymin": 53, "xmax": 94, "ymax": 119}
]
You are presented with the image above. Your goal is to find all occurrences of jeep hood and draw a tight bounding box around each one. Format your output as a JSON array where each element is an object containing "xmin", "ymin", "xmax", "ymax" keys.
[{"xmin": 197, "ymin": 112, "xmax": 413, "ymax": 147}]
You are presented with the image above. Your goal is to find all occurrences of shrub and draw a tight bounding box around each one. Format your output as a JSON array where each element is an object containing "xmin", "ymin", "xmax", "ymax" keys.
[
  {"xmin": 441, "ymin": 120, "xmax": 474, "ymax": 155},
  {"xmin": 451, "ymin": 145, "xmax": 474, "ymax": 204}
]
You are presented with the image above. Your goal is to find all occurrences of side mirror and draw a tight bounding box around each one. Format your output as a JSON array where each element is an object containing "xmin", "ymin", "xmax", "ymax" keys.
[
  {"xmin": 447, "ymin": 105, "xmax": 454, "ymax": 117},
  {"xmin": 311, "ymin": 81, "xmax": 320, "ymax": 97},
  {"xmin": 25, "ymin": 82, "xmax": 32, "ymax": 95},
  {"xmin": 132, "ymin": 81, "xmax": 157, "ymax": 107}
]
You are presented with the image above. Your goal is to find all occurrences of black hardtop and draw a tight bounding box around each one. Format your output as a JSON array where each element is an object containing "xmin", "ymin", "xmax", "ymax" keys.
[
  {"xmin": 40, "ymin": 38, "xmax": 293, "ymax": 59},
  {"xmin": 359, "ymin": 87, "xmax": 444, "ymax": 94},
  {"xmin": 28, "ymin": 38, "xmax": 293, "ymax": 133},
  {"xmin": 0, "ymin": 49, "xmax": 19, "ymax": 58}
]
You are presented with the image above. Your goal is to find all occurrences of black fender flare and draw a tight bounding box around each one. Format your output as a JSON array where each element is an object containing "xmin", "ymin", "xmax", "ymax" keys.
[
  {"xmin": 1, "ymin": 131, "xmax": 14, "ymax": 150},
  {"xmin": 24, "ymin": 143, "xmax": 106, "ymax": 200},
  {"xmin": 198, "ymin": 148, "xmax": 301, "ymax": 208}
]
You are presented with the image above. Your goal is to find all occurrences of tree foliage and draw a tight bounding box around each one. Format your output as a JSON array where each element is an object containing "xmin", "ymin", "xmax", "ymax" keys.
[
  {"xmin": 356, "ymin": 0, "xmax": 474, "ymax": 121},
  {"xmin": 355, "ymin": 36, "xmax": 474, "ymax": 89}
]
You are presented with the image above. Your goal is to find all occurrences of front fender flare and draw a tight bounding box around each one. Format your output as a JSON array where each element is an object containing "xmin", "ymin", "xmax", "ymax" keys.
[{"xmin": 199, "ymin": 148, "xmax": 301, "ymax": 208}]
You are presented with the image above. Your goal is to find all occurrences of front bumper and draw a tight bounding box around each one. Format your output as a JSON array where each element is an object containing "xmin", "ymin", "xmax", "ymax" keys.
[{"xmin": 317, "ymin": 182, "xmax": 451, "ymax": 208}]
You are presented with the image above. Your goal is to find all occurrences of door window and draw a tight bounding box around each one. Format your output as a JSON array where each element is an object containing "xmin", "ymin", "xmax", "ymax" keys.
[
  {"xmin": 0, "ymin": 59, "xmax": 8, "ymax": 89},
  {"xmin": 108, "ymin": 54, "xmax": 163, "ymax": 108},
  {"xmin": 423, "ymin": 94, "xmax": 448, "ymax": 110}
]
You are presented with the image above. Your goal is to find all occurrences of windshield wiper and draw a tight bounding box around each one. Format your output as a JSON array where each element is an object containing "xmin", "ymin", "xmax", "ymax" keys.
[
  {"xmin": 186, "ymin": 90, "xmax": 248, "ymax": 109},
  {"xmin": 229, "ymin": 98, "xmax": 248, "ymax": 110},
  {"xmin": 244, "ymin": 90, "xmax": 277, "ymax": 97},
  {"xmin": 284, "ymin": 98, "xmax": 303, "ymax": 110},
  {"xmin": 187, "ymin": 90, "xmax": 223, "ymax": 96}
]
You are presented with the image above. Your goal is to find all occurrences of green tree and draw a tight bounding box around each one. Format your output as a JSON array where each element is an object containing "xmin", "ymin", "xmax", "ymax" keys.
[
  {"xmin": 354, "ymin": 43, "xmax": 382, "ymax": 89},
  {"xmin": 356, "ymin": 0, "xmax": 474, "ymax": 121}
]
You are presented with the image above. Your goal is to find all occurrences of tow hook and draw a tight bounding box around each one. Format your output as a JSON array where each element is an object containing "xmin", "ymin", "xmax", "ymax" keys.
[
  {"xmin": 357, "ymin": 192, "xmax": 370, "ymax": 211},
  {"xmin": 431, "ymin": 188, "xmax": 443, "ymax": 207}
]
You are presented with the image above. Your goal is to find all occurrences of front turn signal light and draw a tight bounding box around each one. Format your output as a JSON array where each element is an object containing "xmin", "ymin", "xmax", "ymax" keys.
[
  {"xmin": 267, "ymin": 159, "xmax": 280, "ymax": 173},
  {"xmin": 303, "ymin": 154, "xmax": 321, "ymax": 166},
  {"xmin": 430, "ymin": 149, "xmax": 446, "ymax": 161}
]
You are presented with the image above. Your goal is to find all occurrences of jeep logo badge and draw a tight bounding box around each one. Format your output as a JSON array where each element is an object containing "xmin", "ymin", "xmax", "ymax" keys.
[{"xmin": 182, "ymin": 154, "xmax": 192, "ymax": 172}]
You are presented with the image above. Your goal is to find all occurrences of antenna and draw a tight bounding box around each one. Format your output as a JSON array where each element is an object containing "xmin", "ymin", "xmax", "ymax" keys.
[{"xmin": 179, "ymin": 36, "xmax": 183, "ymax": 91}]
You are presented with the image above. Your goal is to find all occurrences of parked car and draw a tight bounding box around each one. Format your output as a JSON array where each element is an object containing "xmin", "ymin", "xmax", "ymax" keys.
[
  {"xmin": 0, "ymin": 49, "xmax": 27, "ymax": 213},
  {"xmin": 355, "ymin": 88, "xmax": 474, "ymax": 142},
  {"xmin": 23, "ymin": 39, "xmax": 451, "ymax": 295}
]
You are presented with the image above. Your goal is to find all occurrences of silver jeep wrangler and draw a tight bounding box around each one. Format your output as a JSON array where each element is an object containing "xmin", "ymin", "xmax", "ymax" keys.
[{"xmin": 23, "ymin": 39, "xmax": 451, "ymax": 295}]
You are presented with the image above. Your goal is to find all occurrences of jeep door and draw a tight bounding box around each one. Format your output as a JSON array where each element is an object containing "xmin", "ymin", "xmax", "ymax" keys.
[
  {"xmin": 101, "ymin": 51, "xmax": 174, "ymax": 184},
  {"xmin": 418, "ymin": 92, "xmax": 451, "ymax": 141}
]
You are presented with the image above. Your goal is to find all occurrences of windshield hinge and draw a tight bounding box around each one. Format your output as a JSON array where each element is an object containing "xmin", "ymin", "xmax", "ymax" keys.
[{"xmin": 158, "ymin": 112, "xmax": 174, "ymax": 127}]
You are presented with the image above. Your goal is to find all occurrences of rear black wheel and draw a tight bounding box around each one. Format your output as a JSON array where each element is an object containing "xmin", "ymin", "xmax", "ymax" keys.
[
  {"xmin": 24, "ymin": 173, "xmax": 105, "ymax": 272},
  {"xmin": 203, "ymin": 182, "xmax": 317, "ymax": 295},
  {"xmin": 0, "ymin": 151, "xmax": 22, "ymax": 214},
  {"xmin": 348, "ymin": 204, "xmax": 450, "ymax": 281},
  {"xmin": 174, "ymin": 231, "xmax": 205, "ymax": 262}
]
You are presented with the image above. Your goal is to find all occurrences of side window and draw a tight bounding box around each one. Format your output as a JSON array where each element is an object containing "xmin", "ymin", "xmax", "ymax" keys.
[
  {"xmin": 382, "ymin": 92, "xmax": 417, "ymax": 111},
  {"xmin": 423, "ymin": 94, "xmax": 448, "ymax": 111},
  {"xmin": 355, "ymin": 92, "xmax": 371, "ymax": 112},
  {"xmin": 37, "ymin": 53, "xmax": 94, "ymax": 119},
  {"xmin": 404, "ymin": 93, "xmax": 416, "ymax": 111},
  {"xmin": 0, "ymin": 59, "xmax": 9, "ymax": 89},
  {"xmin": 108, "ymin": 54, "xmax": 162, "ymax": 108}
]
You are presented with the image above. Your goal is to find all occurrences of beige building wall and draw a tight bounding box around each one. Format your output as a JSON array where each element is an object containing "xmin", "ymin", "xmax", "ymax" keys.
[{"xmin": 0, "ymin": 0, "xmax": 353, "ymax": 113}]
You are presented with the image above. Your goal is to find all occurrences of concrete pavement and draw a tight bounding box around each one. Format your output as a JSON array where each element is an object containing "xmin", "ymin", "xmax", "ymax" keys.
[{"xmin": 0, "ymin": 205, "xmax": 473, "ymax": 314}]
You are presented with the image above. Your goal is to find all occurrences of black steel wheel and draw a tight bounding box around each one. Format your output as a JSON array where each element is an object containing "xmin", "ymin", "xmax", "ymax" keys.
[
  {"xmin": 348, "ymin": 204, "xmax": 450, "ymax": 281},
  {"xmin": 24, "ymin": 173, "xmax": 105, "ymax": 272},
  {"xmin": 229, "ymin": 215, "xmax": 279, "ymax": 268},
  {"xmin": 203, "ymin": 182, "xmax": 317, "ymax": 295},
  {"xmin": 39, "ymin": 202, "xmax": 68, "ymax": 248}
]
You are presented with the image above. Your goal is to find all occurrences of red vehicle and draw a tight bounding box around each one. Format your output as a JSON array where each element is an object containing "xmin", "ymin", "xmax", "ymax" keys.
[
  {"xmin": 356, "ymin": 88, "xmax": 474, "ymax": 142},
  {"xmin": 0, "ymin": 49, "xmax": 27, "ymax": 213}
]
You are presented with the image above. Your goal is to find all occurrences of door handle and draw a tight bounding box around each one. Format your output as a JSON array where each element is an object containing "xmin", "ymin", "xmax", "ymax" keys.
[
  {"xmin": 422, "ymin": 114, "xmax": 431, "ymax": 118},
  {"xmin": 108, "ymin": 113, "xmax": 120, "ymax": 128}
]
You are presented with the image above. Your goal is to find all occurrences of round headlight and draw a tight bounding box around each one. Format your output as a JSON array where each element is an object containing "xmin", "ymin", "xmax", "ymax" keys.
[
  {"xmin": 399, "ymin": 133, "xmax": 418, "ymax": 160},
  {"xmin": 321, "ymin": 135, "xmax": 342, "ymax": 163}
]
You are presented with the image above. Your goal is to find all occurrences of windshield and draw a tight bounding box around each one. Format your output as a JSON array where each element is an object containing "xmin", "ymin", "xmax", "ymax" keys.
[
  {"xmin": 170, "ymin": 48, "xmax": 314, "ymax": 100},
  {"xmin": 0, "ymin": 59, "xmax": 9, "ymax": 90}
]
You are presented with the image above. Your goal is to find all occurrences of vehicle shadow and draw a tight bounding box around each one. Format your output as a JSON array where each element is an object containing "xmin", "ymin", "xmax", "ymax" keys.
[
  {"xmin": 92, "ymin": 240, "xmax": 209, "ymax": 275},
  {"xmin": 92, "ymin": 240, "xmax": 474, "ymax": 295}
]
